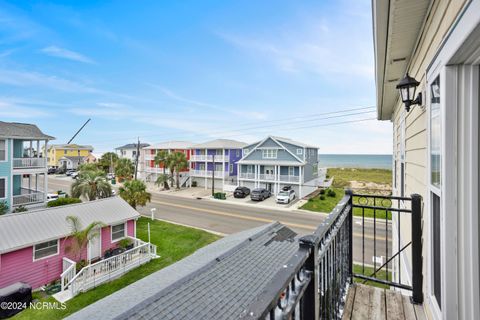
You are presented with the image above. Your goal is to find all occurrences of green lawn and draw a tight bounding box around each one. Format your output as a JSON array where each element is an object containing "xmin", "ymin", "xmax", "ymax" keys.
[
  {"xmin": 353, "ymin": 264, "xmax": 391, "ymax": 289},
  {"xmin": 14, "ymin": 217, "xmax": 220, "ymax": 320},
  {"xmin": 300, "ymin": 188, "xmax": 391, "ymax": 219},
  {"xmin": 328, "ymin": 168, "xmax": 392, "ymax": 188}
]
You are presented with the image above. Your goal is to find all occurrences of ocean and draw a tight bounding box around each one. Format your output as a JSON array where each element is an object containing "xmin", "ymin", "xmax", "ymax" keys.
[{"xmin": 319, "ymin": 154, "xmax": 392, "ymax": 169}]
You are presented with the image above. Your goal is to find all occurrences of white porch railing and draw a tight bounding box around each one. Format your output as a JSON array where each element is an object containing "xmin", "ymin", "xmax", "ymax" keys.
[
  {"xmin": 191, "ymin": 155, "xmax": 227, "ymax": 162},
  {"xmin": 62, "ymin": 238, "xmax": 157, "ymax": 298},
  {"xmin": 145, "ymin": 167, "xmax": 168, "ymax": 174},
  {"xmin": 191, "ymin": 170, "xmax": 228, "ymax": 178},
  {"xmin": 13, "ymin": 157, "xmax": 46, "ymax": 169},
  {"xmin": 239, "ymin": 172, "xmax": 255, "ymax": 179},
  {"xmin": 12, "ymin": 191, "xmax": 45, "ymax": 206},
  {"xmin": 259, "ymin": 174, "xmax": 276, "ymax": 181},
  {"xmin": 61, "ymin": 258, "xmax": 76, "ymax": 291},
  {"xmin": 279, "ymin": 175, "xmax": 300, "ymax": 183}
]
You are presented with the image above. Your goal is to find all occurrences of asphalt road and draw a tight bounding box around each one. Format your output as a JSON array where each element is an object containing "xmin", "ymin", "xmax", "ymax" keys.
[{"xmin": 48, "ymin": 176, "xmax": 392, "ymax": 266}]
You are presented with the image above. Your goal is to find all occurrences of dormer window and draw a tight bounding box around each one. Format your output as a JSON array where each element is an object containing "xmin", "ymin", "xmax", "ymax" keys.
[
  {"xmin": 296, "ymin": 149, "xmax": 303, "ymax": 155},
  {"xmin": 262, "ymin": 149, "xmax": 277, "ymax": 159},
  {"xmin": 243, "ymin": 148, "xmax": 249, "ymax": 155}
]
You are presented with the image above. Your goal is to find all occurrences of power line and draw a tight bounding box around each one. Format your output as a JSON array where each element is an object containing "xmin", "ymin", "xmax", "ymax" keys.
[{"xmin": 86, "ymin": 106, "xmax": 376, "ymax": 146}]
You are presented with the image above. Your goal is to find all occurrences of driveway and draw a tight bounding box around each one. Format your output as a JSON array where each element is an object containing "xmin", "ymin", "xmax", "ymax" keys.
[{"xmin": 222, "ymin": 193, "xmax": 304, "ymax": 210}]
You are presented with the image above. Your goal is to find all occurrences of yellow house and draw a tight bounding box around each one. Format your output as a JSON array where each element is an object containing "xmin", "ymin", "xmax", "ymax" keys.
[{"xmin": 46, "ymin": 144, "xmax": 93, "ymax": 168}]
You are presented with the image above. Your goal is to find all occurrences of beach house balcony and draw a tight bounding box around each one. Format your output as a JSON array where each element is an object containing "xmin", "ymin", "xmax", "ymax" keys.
[
  {"xmin": 239, "ymin": 191, "xmax": 425, "ymax": 319},
  {"xmin": 11, "ymin": 173, "xmax": 46, "ymax": 207},
  {"xmin": 190, "ymin": 154, "xmax": 227, "ymax": 162},
  {"xmin": 12, "ymin": 139, "xmax": 48, "ymax": 171},
  {"xmin": 190, "ymin": 169, "xmax": 229, "ymax": 178}
]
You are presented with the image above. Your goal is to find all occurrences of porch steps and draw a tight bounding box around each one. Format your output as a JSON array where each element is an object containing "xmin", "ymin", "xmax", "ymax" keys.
[
  {"xmin": 343, "ymin": 284, "xmax": 426, "ymax": 320},
  {"xmin": 52, "ymin": 288, "xmax": 73, "ymax": 303}
]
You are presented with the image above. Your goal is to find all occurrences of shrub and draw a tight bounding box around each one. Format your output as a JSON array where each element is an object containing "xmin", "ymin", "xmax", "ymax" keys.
[
  {"xmin": 0, "ymin": 201, "xmax": 8, "ymax": 215},
  {"xmin": 47, "ymin": 197, "xmax": 82, "ymax": 207},
  {"xmin": 118, "ymin": 238, "xmax": 133, "ymax": 249},
  {"xmin": 214, "ymin": 192, "xmax": 226, "ymax": 200},
  {"xmin": 13, "ymin": 205, "xmax": 28, "ymax": 213},
  {"xmin": 308, "ymin": 198, "xmax": 314, "ymax": 202},
  {"xmin": 319, "ymin": 189, "xmax": 326, "ymax": 195},
  {"xmin": 319, "ymin": 195, "xmax": 326, "ymax": 200},
  {"xmin": 76, "ymin": 259, "xmax": 87, "ymax": 273},
  {"xmin": 327, "ymin": 189, "xmax": 336, "ymax": 197}
]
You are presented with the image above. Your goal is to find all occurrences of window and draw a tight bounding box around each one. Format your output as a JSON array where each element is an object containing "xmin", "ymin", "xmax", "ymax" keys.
[
  {"xmin": 246, "ymin": 165, "xmax": 253, "ymax": 173},
  {"xmin": 243, "ymin": 148, "xmax": 249, "ymax": 155},
  {"xmin": 262, "ymin": 149, "xmax": 277, "ymax": 159},
  {"xmin": 429, "ymin": 75, "xmax": 442, "ymax": 310},
  {"xmin": 230, "ymin": 164, "xmax": 234, "ymax": 174},
  {"xmin": 296, "ymin": 148, "xmax": 303, "ymax": 155},
  {"xmin": 0, "ymin": 140, "xmax": 5, "ymax": 161},
  {"xmin": 111, "ymin": 223, "xmax": 126, "ymax": 241},
  {"xmin": 288, "ymin": 167, "xmax": 295, "ymax": 176},
  {"xmin": 133, "ymin": 151, "xmax": 137, "ymax": 157},
  {"xmin": 34, "ymin": 240, "xmax": 58, "ymax": 260},
  {"xmin": 0, "ymin": 178, "xmax": 5, "ymax": 198},
  {"xmin": 236, "ymin": 150, "xmax": 240, "ymax": 157}
]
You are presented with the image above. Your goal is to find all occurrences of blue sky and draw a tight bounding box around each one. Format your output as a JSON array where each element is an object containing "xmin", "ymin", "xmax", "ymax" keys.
[{"xmin": 0, "ymin": 0, "xmax": 392, "ymax": 154}]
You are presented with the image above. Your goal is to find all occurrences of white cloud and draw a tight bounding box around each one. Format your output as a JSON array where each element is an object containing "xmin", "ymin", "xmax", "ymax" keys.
[
  {"xmin": 41, "ymin": 45, "xmax": 94, "ymax": 64},
  {"xmin": 0, "ymin": 100, "xmax": 50, "ymax": 118}
]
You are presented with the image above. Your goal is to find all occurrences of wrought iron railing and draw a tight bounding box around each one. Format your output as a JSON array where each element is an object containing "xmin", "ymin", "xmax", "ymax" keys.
[{"xmin": 240, "ymin": 190, "xmax": 423, "ymax": 319}]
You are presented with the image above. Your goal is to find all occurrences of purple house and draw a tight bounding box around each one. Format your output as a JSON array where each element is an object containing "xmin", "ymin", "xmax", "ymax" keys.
[{"xmin": 189, "ymin": 139, "xmax": 246, "ymax": 190}]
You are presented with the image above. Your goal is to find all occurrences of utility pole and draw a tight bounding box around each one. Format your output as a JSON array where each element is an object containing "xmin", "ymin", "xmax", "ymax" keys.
[
  {"xmin": 211, "ymin": 154, "xmax": 215, "ymax": 196},
  {"xmin": 134, "ymin": 137, "xmax": 140, "ymax": 180}
]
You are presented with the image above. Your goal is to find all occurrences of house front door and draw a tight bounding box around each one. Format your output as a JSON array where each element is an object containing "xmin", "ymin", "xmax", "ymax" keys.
[{"xmin": 88, "ymin": 229, "xmax": 101, "ymax": 262}]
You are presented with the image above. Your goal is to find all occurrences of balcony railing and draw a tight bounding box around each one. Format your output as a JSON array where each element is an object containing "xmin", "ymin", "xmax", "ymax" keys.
[
  {"xmin": 12, "ymin": 191, "xmax": 45, "ymax": 206},
  {"xmin": 13, "ymin": 157, "xmax": 46, "ymax": 169},
  {"xmin": 239, "ymin": 172, "xmax": 300, "ymax": 183},
  {"xmin": 145, "ymin": 167, "xmax": 168, "ymax": 174},
  {"xmin": 240, "ymin": 191, "xmax": 423, "ymax": 319},
  {"xmin": 190, "ymin": 155, "xmax": 227, "ymax": 162},
  {"xmin": 190, "ymin": 169, "xmax": 229, "ymax": 178}
]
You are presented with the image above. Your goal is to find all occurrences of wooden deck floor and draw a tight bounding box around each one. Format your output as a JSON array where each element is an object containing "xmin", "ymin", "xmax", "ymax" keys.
[{"xmin": 342, "ymin": 284, "xmax": 426, "ymax": 320}]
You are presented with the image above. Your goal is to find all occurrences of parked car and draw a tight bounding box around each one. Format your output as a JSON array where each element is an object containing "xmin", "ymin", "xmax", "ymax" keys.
[
  {"xmin": 282, "ymin": 185, "xmax": 292, "ymax": 191},
  {"xmin": 106, "ymin": 173, "xmax": 115, "ymax": 180},
  {"xmin": 47, "ymin": 167, "xmax": 56, "ymax": 175},
  {"xmin": 71, "ymin": 171, "xmax": 79, "ymax": 179},
  {"xmin": 276, "ymin": 189, "xmax": 296, "ymax": 204},
  {"xmin": 250, "ymin": 188, "xmax": 271, "ymax": 201},
  {"xmin": 46, "ymin": 193, "xmax": 59, "ymax": 202},
  {"xmin": 233, "ymin": 186, "xmax": 250, "ymax": 198},
  {"xmin": 65, "ymin": 169, "xmax": 76, "ymax": 176}
]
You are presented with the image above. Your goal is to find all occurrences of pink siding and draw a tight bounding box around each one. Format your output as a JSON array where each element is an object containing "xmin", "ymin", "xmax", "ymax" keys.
[{"xmin": 0, "ymin": 219, "xmax": 137, "ymax": 290}]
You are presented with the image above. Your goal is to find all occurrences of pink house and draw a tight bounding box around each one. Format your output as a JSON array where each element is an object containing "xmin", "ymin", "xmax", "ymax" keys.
[{"xmin": 0, "ymin": 197, "xmax": 140, "ymax": 290}]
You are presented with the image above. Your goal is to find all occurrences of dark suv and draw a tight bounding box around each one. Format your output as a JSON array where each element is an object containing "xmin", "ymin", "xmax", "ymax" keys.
[
  {"xmin": 250, "ymin": 188, "xmax": 271, "ymax": 201},
  {"xmin": 233, "ymin": 186, "xmax": 250, "ymax": 198}
]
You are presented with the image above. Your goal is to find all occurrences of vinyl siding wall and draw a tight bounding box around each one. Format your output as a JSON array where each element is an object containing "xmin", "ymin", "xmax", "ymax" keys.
[
  {"xmin": 0, "ymin": 139, "xmax": 12, "ymax": 209},
  {"xmin": 0, "ymin": 220, "xmax": 136, "ymax": 289},
  {"xmin": 390, "ymin": 1, "xmax": 468, "ymax": 319}
]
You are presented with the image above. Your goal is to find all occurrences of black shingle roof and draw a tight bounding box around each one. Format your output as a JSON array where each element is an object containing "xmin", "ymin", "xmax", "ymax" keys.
[{"xmin": 67, "ymin": 222, "xmax": 299, "ymax": 320}]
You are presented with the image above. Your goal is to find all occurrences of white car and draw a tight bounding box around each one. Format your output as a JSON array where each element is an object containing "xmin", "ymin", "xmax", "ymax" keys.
[
  {"xmin": 46, "ymin": 193, "xmax": 59, "ymax": 202},
  {"xmin": 276, "ymin": 189, "xmax": 296, "ymax": 204},
  {"xmin": 106, "ymin": 173, "xmax": 115, "ymax": 180},
  {"xmin": 71, "ymin": 171, "xmax": 79, "ymax": 179}
]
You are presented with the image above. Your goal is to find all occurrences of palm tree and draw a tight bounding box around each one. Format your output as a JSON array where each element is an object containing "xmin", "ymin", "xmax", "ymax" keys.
[
  {"xmin": 115, "ymin": 158, "xmax": 134, "ymax": 181},
  {"xmin": 65, "ymin": 215, "xmax": 104, "ymax": 263},
  {"xmin": 171, "ymin": 152, "xmax": 189, "ymax": 189},
  {"xmin": 154, "ymin": 150, "xmax": 175, "ymax": 187},
  {"xmin": 155, "ymin": 174, "xmax": 170, "ymax": 190},
  {"xmin": 119, "ymin": 179, "xmax": 151, "ymax": 209},
  {"xmin": 71, "ymin": 170, "xmax": 112, "ymax": 200}
]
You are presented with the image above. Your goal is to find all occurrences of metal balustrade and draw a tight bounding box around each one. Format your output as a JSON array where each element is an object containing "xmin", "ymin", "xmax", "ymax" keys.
[
  {"xmin": 12, "ymin": 191, "xmax": 45, "ymax": 206},
  {"xmin": 240, "ymin": 190, "xmax": 423, "ymax": 319}
]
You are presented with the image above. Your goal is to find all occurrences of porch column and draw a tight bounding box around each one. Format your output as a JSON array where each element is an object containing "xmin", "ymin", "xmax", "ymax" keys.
[
  {"xmin": 36, "ymin": 140, "xmax": 40, "ymax": 158},
  {"xmin": 204, "ymin": 148, "xmax": 208, "ymax": 190},
  {"xmin": 29, "ymin": 140, "xmax": 32, "ymax": 157},
  {"xmin": 299, "ymin": 166, "xmax": 302, "ymax": 198},
  {"xmin": 222, "ymin": 149, "xmax": 225, "ymax": 191},
  {"xmin": 43, "ymin": 173, "xmax": 47, "ymax": 202}
]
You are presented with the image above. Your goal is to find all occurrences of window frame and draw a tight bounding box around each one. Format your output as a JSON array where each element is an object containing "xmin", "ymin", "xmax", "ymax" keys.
[
  {"xmin": 296, "ymin": 148, "xmax": 303, "ymax": 155},
  {"xmin": 0, "ymin": 139, "xmax": 6, "ymax": 162},
  {"xmin": 33, "ymin": 239, "xmax": 59, "ymax": 261},
  {"xmin": 0, "ymin": 177, "xmax": 6, "ymax": 199},
  {"xmin": 111, "ymin": 222, "xmax": 126, "ymax": 242},
  {"xmin": 262, "ymin": 149, "xmax": 278, "ymax": 159}
]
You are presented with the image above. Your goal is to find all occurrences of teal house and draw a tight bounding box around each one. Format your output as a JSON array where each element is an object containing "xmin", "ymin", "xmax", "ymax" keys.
[{"xmin": 0, "ymin": 122, "xmax": 54, "ymax": 213}]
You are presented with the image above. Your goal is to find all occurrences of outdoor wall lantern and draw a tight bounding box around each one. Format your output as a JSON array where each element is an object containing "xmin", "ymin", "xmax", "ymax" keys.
[{"xmin": 396, "ymin": 73, "xmax": 422, "ymax": 112}]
